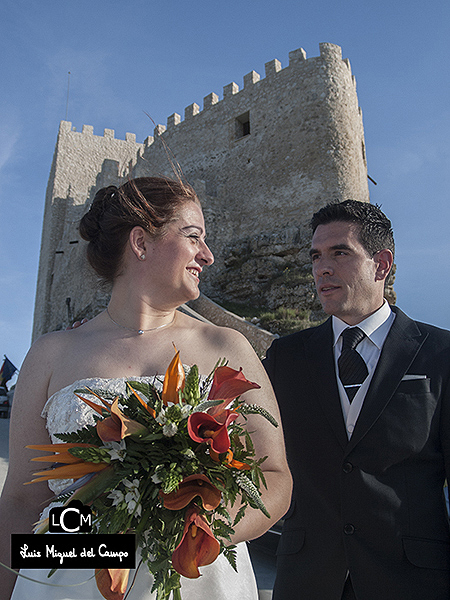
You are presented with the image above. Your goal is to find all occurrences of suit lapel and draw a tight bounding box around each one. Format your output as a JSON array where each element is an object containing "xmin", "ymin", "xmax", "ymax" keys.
[
  {"xmin": 305, "ymin": 319, "xmax": 348, "ymax": 450},
  {"xmin": 346, "ymin": 307, "xmax": 428, "ymax": 452}
]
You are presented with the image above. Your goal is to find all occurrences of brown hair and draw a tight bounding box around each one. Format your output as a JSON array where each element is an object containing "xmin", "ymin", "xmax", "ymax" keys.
[{"xmin": 79, "ymin": 176, "xmax": 200, "ymax": 282}]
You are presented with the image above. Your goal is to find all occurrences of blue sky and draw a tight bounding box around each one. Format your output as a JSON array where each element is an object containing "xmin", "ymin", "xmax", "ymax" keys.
[{"xmin": 1, "ymin": 0, "xmax": 449, "ymax": 384}]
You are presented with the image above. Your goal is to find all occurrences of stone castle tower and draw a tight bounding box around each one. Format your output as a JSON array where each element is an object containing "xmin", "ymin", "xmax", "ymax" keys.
[{"xmin": 33, "ymin": 42, "xmax": 370, "ymax": 340}]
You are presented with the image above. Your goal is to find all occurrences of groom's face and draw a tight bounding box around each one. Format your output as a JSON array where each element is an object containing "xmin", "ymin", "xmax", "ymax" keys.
[{"xmin": 310, "ymin": 221, "xmax": 384, "ymax": 325}]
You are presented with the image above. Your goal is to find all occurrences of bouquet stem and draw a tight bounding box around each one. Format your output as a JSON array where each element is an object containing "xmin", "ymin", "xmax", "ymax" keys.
[{"xmin": 172, "ymin": 588, "xmax": 182, "ymax": 600}]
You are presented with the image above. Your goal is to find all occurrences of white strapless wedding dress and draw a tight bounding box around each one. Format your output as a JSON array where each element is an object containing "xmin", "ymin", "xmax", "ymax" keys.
[{"xmin": 11, "ymin": 377, "xmax": 259, "ymax": 600}]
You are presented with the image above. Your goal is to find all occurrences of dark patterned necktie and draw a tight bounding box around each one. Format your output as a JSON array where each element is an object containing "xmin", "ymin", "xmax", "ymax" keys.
[{"xmin": 338, "ymin": 327, "xmax": 369, "ymax": 402}]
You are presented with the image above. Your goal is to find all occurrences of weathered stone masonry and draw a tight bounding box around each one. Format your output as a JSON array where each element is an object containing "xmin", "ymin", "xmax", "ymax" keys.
[{"xmin": 33, "ymin": 42, "xmax": 370, "ymax": 340}]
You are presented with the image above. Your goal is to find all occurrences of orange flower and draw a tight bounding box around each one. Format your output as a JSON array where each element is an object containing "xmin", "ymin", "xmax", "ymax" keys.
[
  {"xmin": 172, "ymin": 507, "xmax": 220, "ymax": 578},
  {"xmin": 187, "ymin": 410, "xmax": 238, "ymax": 454},
  {"xmin": 96, "ymin": 398, "xmax": 148, "ymax": 443},
  {"xmin": 25, "ymin": 442, "xmax": 108, "ymax": 484},
  {"xmin": 161, "ymin": 347, "xmax": 185, "ymax": 405},
  {"xmin": 207, "ymin": 366, "xmax": 260, "ymax": 417},
  {"xmin": 95, "ymin": 568, "xmax": 130, "ymax": 600},
  {"xmin": 160, "ymin": 474, "xmax": 221, "ymax": 511},
  {"xmin": 209, "ymin": 449, "xmax": 251, "ymax": 471},
  {"xmin": 74, "ymin": 391, "xmax": 148, "ymax": 442}
]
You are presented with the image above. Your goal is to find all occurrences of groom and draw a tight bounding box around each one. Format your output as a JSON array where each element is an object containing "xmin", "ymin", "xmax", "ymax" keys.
[{"xmin": 264, "ymin": 200, "xmax": 450, "ymax": 599}]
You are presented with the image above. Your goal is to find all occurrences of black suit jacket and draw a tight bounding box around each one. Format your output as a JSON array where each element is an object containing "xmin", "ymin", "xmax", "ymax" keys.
[{"xmin": 264, "ymin": 307, "xmax": 450, "ymax": 600}]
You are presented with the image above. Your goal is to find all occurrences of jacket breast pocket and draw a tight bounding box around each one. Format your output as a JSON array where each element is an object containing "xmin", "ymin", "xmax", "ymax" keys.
[
  {"xmin": 276, "ymin": 528, "xmax": 306, "ymax": 556},
  {"xmin": 396, "ymin": 377, "xmax": 431, "ymax": 395},
  {"xmin": 403, "ymin": 537, "xmax": 450, "ymax": 570}
]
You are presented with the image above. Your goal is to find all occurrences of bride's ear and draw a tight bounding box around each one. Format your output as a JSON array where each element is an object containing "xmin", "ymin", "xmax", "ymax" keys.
[{"xmin": 129, "ymin": 227, "xmax": 148, "ymax": 261}]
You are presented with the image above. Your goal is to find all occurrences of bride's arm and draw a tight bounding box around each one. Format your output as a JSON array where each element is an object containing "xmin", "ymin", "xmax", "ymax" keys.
[
  {"xmin": 201, "ymin": 327, "xmax": 293, "ymax": 545},
  {"xmin": 0, "ymin": 334, "xmax": 56, "ymax": 599}
]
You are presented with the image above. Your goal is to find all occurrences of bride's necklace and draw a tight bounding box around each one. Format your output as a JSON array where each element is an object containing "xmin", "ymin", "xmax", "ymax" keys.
[{"xmin": 106, "ymin": 307, "xmax": 176, "ymax": 335}]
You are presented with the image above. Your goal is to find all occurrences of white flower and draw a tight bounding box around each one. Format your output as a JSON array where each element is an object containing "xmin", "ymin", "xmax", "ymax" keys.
[
  {"xmin": 108, "ymin": 489, "xmax": 124, "ymax": 506},
  {"xmin": 162, "ymin": 422, "xmax": 178, "ymax": 437},
  {"xmin": 123, "ymin": 479, "xmax": 142, "ymax": 516},
  {"xmin": 151, "ymin": 472, "xmax": 162, "ymax": 484},
  {"xmin": 156, "ymin": 411, "xmax": 167, "ymax": 425},
  {"xmin": 103, "ymin": 440, "xmax": 126, "ymax": 462},
  {"xmin": 180, "ymin": 404, "xmax": 192, "ymax": 418}
]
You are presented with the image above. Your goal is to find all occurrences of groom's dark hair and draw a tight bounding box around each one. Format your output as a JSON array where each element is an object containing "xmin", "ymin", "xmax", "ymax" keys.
[{"xmin": 311, "ymin": 199, "xmax": 395, "ymax": 259}]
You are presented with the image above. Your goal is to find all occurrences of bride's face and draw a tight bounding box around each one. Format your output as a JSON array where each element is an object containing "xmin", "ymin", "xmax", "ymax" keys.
[{"xmin": 144, "ymin": 201, "xmax": 214, "ymax": 304}]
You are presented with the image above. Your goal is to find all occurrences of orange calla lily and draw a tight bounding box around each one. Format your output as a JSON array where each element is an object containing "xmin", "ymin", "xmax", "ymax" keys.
[
  {"xmin": 209, "ymin": 448, "xmax": 251, "ymax": 471},
  {"xmin": 161, "ymin": 348, "xmax": 185, "ymax": 405},
  {"xmin": 172, "ymin": 507, "xmax": 220, "ymax": 578},
  {"xmin": 95, "ymin": 568, "xmax": 130, "ymax": 600},
  {"xmin": 207, "ymin": 366, "xmax": 260, "ymax": 417},
  {"xmin": 96, "ymin": 398, "xmax": 148, "ymax": 442},
  {"xmin": 187, "ymin": 410, "xmax": 238, "ymax": 454},
  {"xmin": 160, "ymin": 474, "xmax": 221, "ymax": 511}
]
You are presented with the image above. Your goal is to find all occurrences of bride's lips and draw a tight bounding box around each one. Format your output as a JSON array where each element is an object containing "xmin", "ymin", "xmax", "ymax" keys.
[{"xmin": 187, "ymin": 267, "xmax": 201, "ymax": 281}]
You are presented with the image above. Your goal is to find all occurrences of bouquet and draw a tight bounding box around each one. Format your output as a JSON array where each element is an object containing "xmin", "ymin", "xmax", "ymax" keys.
[{"xmin": 26, "ymin": 349, "xmax": 278, "ymax": 600}]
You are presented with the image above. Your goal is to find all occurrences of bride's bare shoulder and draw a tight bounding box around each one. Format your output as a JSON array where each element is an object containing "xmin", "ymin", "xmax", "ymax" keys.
[{"xmin": 186, "ymin": 318, "xmax": 256, "ymax": 364}]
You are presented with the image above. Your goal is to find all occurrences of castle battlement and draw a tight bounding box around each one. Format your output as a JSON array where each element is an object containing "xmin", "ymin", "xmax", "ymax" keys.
[
  {"xmin": 33, "ymin": 42, "xmax": 370, "ymax": 339},
  {"xmin": 58, "ymin": 120, "xmax": 139, "ymax": 144},
  {"xmin": 144, "ymin": 43, "xmax": 356, "ymax": 138},
  {"xmin": 63, "ymin": 43, "xmax": 356, "ymax": 152}
]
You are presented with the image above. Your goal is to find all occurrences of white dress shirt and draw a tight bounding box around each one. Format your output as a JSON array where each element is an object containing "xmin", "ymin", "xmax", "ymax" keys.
[{"xmin": 333, "ymin": 301, "xmax": 395, "ymax": 438}]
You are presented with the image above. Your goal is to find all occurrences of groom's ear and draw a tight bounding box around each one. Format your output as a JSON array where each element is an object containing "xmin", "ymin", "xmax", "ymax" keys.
[{"xmin": 374, "ymin": 249, "xmax": 393, "ymax": 282}]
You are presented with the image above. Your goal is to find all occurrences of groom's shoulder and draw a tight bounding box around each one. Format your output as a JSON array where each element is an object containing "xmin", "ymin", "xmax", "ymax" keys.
[{"xmin": 268, "ymin": 319, "xmax": 330, "ymax": 353}]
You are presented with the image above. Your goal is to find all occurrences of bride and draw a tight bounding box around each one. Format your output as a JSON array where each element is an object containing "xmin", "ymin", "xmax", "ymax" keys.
[{"xmin": 0, "ymin": 176, "xmax": 292, "ymax": 599}]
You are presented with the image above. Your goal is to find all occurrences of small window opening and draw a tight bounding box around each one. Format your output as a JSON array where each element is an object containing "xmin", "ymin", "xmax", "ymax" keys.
[{"xmin": 235, "ymin": 112, "xmax": 250, "ymax": 139}]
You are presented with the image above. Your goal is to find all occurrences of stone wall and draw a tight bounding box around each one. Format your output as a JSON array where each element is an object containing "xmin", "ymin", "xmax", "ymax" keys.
[{"xmin": 33, "ymin": 42, "xmax": 370, "ymax": 339}]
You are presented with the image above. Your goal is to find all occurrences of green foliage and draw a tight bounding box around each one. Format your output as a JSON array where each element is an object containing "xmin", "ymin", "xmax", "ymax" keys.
[{"xmin": 258, "ymin": 306, "xmax": 311, "ymax": 336}]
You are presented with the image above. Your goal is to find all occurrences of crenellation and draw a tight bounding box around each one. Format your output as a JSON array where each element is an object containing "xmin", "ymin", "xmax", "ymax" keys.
[
  {"xmin": 243, "ymin": 70, "xmax": 260, "ymax": 88},
  {"xmin": 154, "ymin": 124, "xmax": 166, "ymax": 136},
  {"xmin": 167, "ymin": 113, "xmax": 181, "ymax": 129},
  {"xmin": 82, "ymin": 125, "xmax": 94, "ymax": 135},
  {"xmin": 203, "ymin": 92, "xmax": 219, "ymax": 109},
  {"xmin": 288, "ymin": 47, "xmax": 307, "ymax": 64},
  {"xmin": 185, "ymin": 103, "xmax": 200, "ymax": 119},
  {"xmin": 103, "ymin": 128, "xmax": 115, "ymax": 138},
  {"xmin": 125, "ymin": 132, "xmax": 136, "ymax": 142},
  {"xmin": 223, "ymin": 82, "xmax": 239, "ymax": 98},
  {"xmin": 319, "ymin": 42, "xmax": 342, "ymax": 61},
  {"xmin": 265, "ymin": 59, "xmax": 282, "ymax": 77},
  {"xmin": 60, "ymin": 120, "xmax": 72, "ymax": 134},
  {"xmin": 144, "ymin": 135, "xmax": 154, "ymax": 147}
]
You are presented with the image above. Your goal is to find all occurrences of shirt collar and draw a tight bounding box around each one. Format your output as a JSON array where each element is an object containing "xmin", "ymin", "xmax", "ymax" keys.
[{"xmin": 332, "ymin": 300, "xmax": 393, "ymax": 349}]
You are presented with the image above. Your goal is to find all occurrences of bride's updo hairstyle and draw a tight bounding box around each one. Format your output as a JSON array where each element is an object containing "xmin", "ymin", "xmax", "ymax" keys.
[{"xmin": 79, "ymin": 176, "xmax": 200, "ymax": 283}]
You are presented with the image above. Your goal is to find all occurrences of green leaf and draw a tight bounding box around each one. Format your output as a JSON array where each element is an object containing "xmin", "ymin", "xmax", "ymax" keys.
[
  {"xmin": 237, "ymin": 403, "xmax": 278, "ymax": 427},
  {"xmin": 222, "ymin": 545, "xmax": 238, "ymax": 572}
]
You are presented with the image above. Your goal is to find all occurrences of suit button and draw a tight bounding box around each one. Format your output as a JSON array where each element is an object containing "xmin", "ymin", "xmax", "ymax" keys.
[
  {"xmin": 343, "ymin": 462, "xmax": 353, "ymax": 473},
  {"xmin": 344, "ymin": 524, "xmax": 355, "ymax": 535}
]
